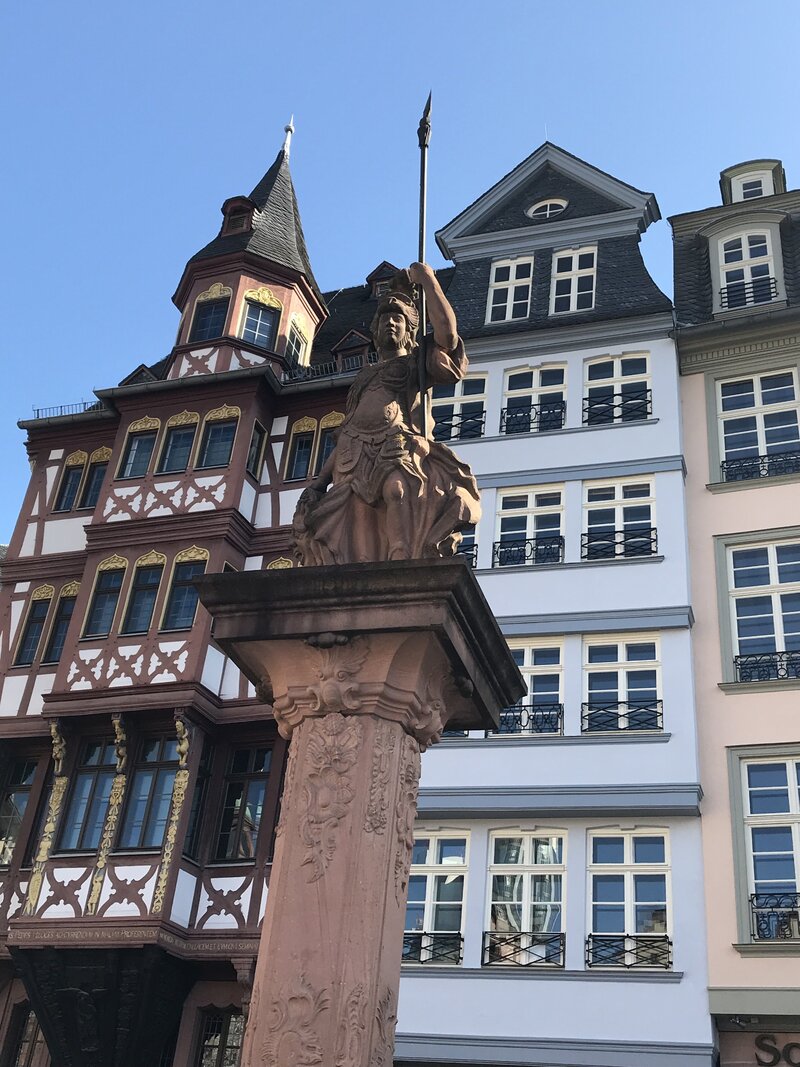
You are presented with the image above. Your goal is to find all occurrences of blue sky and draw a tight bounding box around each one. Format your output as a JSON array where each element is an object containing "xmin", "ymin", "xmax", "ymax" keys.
[{"xmin": 1, "ymin": 0, "xmax": 799, "ymax": 539}]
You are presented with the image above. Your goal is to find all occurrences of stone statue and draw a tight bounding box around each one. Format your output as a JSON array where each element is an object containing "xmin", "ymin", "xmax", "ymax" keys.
[{"xmin": 291, "ymin": 263, "xmax": 481, "ymax": 564}]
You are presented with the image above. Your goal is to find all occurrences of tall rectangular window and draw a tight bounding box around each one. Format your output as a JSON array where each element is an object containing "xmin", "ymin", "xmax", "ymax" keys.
[
  {"xmin": 314, "ymin": 427, "xmax": 337, "ymax": 476},
  {"xmin": 717, "ymin": 369, "xmax": 800, "ymax": 481},
  {"xmin": 485, "ymin": 258, "xmax": 533, "ymax": 323},
  {"xmin": 84, "ymin": 568, "xmax": 125, "ymax": 637},
  {"xmin": 214, "ymin": 747, "xmax": 272, "ymax": 861},
  {"xmin": 550, "ymin": 246, "xmax": 596, "ymax": 314},
  {"xmin": 404, "ymin": 834, "xmax": 467, "ymax": 964},
  {"xmin": 583, "ymin": 479, "xmax": 656, "ymax": 559},
  {"xmin": 59, "ymin": 740, "xmax": 117, "ymax": 851},
  {"xmin": 587, "ymin": 830, "xmax": 671, "ymax": 968},
  {"xmin": 0, "ymin": 759, "xmax": 38, "ymax": 865},
  {"xmin": 190, "ymin": 297, "xmax": 230, "ymax": 342},
  {"xmin": 121, "ymin": 564, "xmax": 164, "ymax": 634},
  {"xmin": 54, "ymin": 465, "xmax": 84, "ymax": 512},
  {"xmin": 194, "ymin": 1010, "xmax": 244, "ymax": 1067},
  {"xmin": 501, "ymin": 366, "xmax": 566, "ymax": 434},
  {"xmin": 583, "ymin": 637, "xmax": 661, "ymax": 732},
  {"xmin": 431, "ymin": 377, "xmax": 487, "ymax": 441},
  {"xmin": 197, "ymin": 420, "xmax": 237, "ymax": 468},
  {"xmin": 246, "ymin": 423, "xmax": 267, "ymax": 479},
  {"xmin": 584, "ymin": 355, "xmax": 651, "ymax": 424},
  {"xmin": 78, "ymin": 462, "xmax": 108, "ymax": 509},
  {"xmin": 728, "ymin": 541, "xmax": 800, "ymax": 681},
  {"xmin": 242, "ymin": 302, "xmax": 278, "ymax": 349},
  {"xmin": 286, "ymin": 431, "xmax": 314, "ymax": 480},
  {"xmin": 14, "ymin": 598, "xmax": 51, "ymax": 666},
  {"xmin": 7, "ymin": 1005, "xmax": 47, "ymax": 1067},
  {"xmin": 119, "ymin": 737, "xmax": 179, "ymax": 849},
  {"xmin": 119, "ymin": 431, "xmax": 157, "ymax": 479},
  {"xmin": 184, "ymin": 737, "xmax": 213, "ymax": 861},
  {"xmin": 485, "ymin": 832, "xmax": 565, "ymax": 965},
  {"xmin": 719, "ymin": 232, "xmax": 776, "ymax": 309},
  {"xmin": 162, "ymin": 560, "xmax": 206, "ymax": 631},
  {"xmin": 286, "ymin": 324, "xmax": 308, "ymax": 366},
  {"xmin": 742, "ymin": 759, "xmax": 800, "ymax": 940},
  {"xmin": 494, "ymin": 487, "xmax": 564, "ymax": 567},
  {"xmin": 42, "ymin": 595, "xmax": 76, "ymax": 663},
  {"xmin": 157, "ymin": 425, "xmax": 197, "ymax": 474},
  {"xmin": 497, "ymin": 643, "xmax": 563, "ymax": 735}
]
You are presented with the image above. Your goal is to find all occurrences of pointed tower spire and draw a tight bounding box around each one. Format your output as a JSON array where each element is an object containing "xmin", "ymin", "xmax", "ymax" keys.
[{"xmin": 283, "ymin": 116, "xmax": 295, "ymax": 156}]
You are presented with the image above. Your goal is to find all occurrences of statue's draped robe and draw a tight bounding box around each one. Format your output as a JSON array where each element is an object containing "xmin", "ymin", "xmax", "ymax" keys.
[{"xmin": 292, "ymin": 338, "xmax": 481, "ymax": 565}]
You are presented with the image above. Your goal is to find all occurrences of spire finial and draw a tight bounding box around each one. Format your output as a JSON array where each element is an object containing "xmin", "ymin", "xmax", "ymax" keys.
[{"xmin": 283, "ymin": 115, "xmax": 295, "ymax": 156}]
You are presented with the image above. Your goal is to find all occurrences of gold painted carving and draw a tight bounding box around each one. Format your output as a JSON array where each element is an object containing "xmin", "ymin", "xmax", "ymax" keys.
[
  {"xmin": 59, "ymin": 581, "xmax": 81, "ymax": 598},
  {"xmin": 320, "ymin": 411, "xmax": 345, "ymax": 430},
  {"xmin": 394, "ymin": 733, "xmax": 421, "ymax": 905},
  {"xmin": 65, "ymin": 450, "xmax": 88, "ymax": 467},
  {"xmin": 266, "ymin": 557, "xmax": 293, "ymax": 570},
  {"xmin": 50, "ymin": 721, "xmax": 66, "ymax": 776},
  {"xmin": 261, "ymin": 975, "xmax": 330, "ymax": 1067},
  {"xmin": 85, "ymin": 773, "xmax": 126, "ymax": 916},
  {"xmin": 301, "ymin": 714, "xmax": 362, "ymax": 881},
  {"xmin": 151, "ymin": 767, "xmax": 189, "ymax": 914},
  {"xmin": 98, "ymin": 553, "xmax": 128, "ymax": 571},
  {"xmin": 134, "ymin": 549, "xmax": 167, "ymax": 568},
  {"xmin": 175, "ymin": 545, "xmax": 209, "ymax": 564},
  {"xmin": 205, "ymin": 403, "xmax": 241, "ymax": 422},
  {"xmin": 31, "ymin": 584, "xmax": 54, "ymax": 601},
  {"xmin": 371, "ymin": 987, "xmax": 398, "ymax": 1067},
  {"xmin": 291, "ymin": 416, "xmax": 317, "ymax": 434},
  {"xmin": 365, "ymin": 720, "xmax": 396, "ymax": 834},
  {"xmin": 244, "ymin": 286, "xmax": 282, "ymax": 310},
  {"xmin": 197, "ymin": 282, "xmax": 233, "ymax": 303},
  {"xmin": 128, "ymin": 415, "xmax": 161, "ymax": 433},
  {"xmin": 175, "ymin": 714, "xmax": 191, "ymax": 769},
  {"xmin": 23, "ymin": 775, "xmax": 68, "ymax": 916},
  {"xmin": 112, "ymin": 713, "xmax": 127, "ymax": 773},
  {"xmin": 166, "ymin": 410, "xmax": 200, "ymax": 428},
  {"xmin": 89, "ymin": 446, "xmax": 112, "ymax": 463},
  {"xmin": 335, "ymin": 983, "xmax": 367, "ymax": 1067}
]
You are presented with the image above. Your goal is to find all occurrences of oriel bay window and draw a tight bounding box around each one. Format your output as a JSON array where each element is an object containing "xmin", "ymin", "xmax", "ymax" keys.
[
  {"xmin": 83, "ymin": 558, "xmax": 127, "ymax": 637},
  {"xmin": 550, "ymin": 246, "xmax": 596, "ymax": 314},
  {"xmin": 583, "ymin": 637, "xmax": 662, "ymax": 732},
  {"xmin": 404, "ymin": 834, "xmax": 467, "ymax": 964},
  {"xmin": 13, "ymin": 588, "xmax": 52, "ymax": 666},
  {"xmin": 42, "ymin": 584, "xmax": 79, "ymax": 664},
  {"xmin": 161, "ymin": 549, "xmax": 208, "ymax": 631},
  {"xmin": 285, "ymin": 418, "xmax": 316, "ymax": 481},
  {"xmin": 0, "ymin": 759, "xmax": 39, "ymax": 865},
  {"xmin": 587, "ymin": 831, "xmax": 671, "ymax": 969},
  {"xmin": 485, "ymin": 832, "xmax": 565, "ymax": 966},
  {"xmin": 157, "ymin": 416, "xmax": 198, "ymax": 474},
  {"xmin": 495, "ymin": 643, "xmax": 563, "ymax": 735},
  {"xmin": 742, "ymin": 759, "xmax": 800, "ymax": 941},
  {"xmin": 431, "ymin": 377, "xmax": 486, "ymax": 441},
  {"xmin": 242, "ymin": 300, "xmax": 279, "ymax": 350},
  {"xmin": 215, "ymin": 747, "xmax": 272, "ymax": 860},
  {"xmin": 485, "ymin": 257, "xmax": 533, "ymax": 323},
  {"xmin": 494, "ymin": 487, "xmax": 564, "ymax": 567},
  {"xmin": 119, "ymin": 736, "xmax": 179, "ymax": 849},
  {"xmin": 583, "ymin": 479, "xmax": 656, "ymax": 559},
  {"xmin": 728, "ymin": 541, "xmax": 800, "ymax": 682},
  {"xmin": 54, "ymin": 453, "xmax": 86, "ymax": 512},
  {"xmin": 196, "ymin": 406, "xmax": 240, "ymax": 469},
  {"xmin": 246, "ymin": 422, "xmax": 267, "ymax": 479},
  {"xmin": 118, "ymin": 419, "xmax": 160, "ymax": 479},
  {"xmin": 584, "ymin": 354, "xmax": 651, "ymax": 424},
  {"xmin": 78, "ymin": 456, "xmax": 109, "ymax": 509},
  {"xmin": 501, "ymin": 366, "xmax": 566, "ymax": 434},
  {"xmin": 189, "ymin": 293, "xmax": 230, "ymax": 342},
  {"xmin": 59, "ymin": 740, "xmax": 117, "ymax": 851},
  {"xmin": 121, "ymin": 553, "xmax": 165, "ymax": 634},
  {"xmin": 717, "ymin": 369, "xmax": 800, "ymax": 481}
]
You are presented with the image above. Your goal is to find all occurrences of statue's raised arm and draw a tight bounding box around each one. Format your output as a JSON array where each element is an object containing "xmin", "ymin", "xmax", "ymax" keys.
[{"xmin": 291, "ymin": 265, "xmax": 481, "ymax": 566}]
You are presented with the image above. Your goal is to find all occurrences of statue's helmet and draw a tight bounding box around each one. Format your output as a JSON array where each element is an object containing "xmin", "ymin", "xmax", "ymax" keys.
[{"xmin": 370, "ymin": 270, "xmax": 420, "ymax": 347}]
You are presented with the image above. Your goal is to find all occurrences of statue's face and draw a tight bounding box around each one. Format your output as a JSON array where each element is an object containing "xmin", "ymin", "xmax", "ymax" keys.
[{"xmin": 376, "ymin": 310, "xmax": 410, "ymax": 354}]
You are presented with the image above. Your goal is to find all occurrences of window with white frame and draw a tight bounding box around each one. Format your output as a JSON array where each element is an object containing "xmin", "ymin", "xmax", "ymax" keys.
[
  {"xmin": 285, "ymin": 323, "xmax": 308, "ymax": 366},
  {"xmin": 526, "ymin": 198, "xmax": 568, "ymax": 221},
  {"xmin": 742, "ymin": 758, "xmax": 800, "ymax": 940},
  {"xmin": 456, "ymin": 523, "xmax": 477, "ymax": 567},
  {"xmin": 501, "ymin": 365, "xmax": 566, "ymax": 434},
  {"xmin": 498, "ymin": 643, "xmax": 563, "ymax": 735},
  {"xmin": 582, "ymin": 479, "xmax": 656, "ymax": 560},
  {"xmin": 718, "ymin": 232, "xmax": 778, "ymax": 310},
  {"xmin": 494, "ymin": 487, "xmax": 564, "ymax": 568},
  {"xmin": 731, "ymin": 171, "xmax": 775, "ymax": 202},
  {"xmin": 583, "ymin": 354, "xmax": 651, "ymax": 425},
  {"xmin": 404, "ymin": 833, "xmax": 467, "ymax": 964},
  {"xmin": 485, "ymin": 831, "xmax": 566, "ymax": 965},
  {"xmin": 728, "ymin": 541, "xmax": 800, "ymax": 681},
  {"xmin": 587, "ymin": 830, "xmax": 671, "ymax": 969},
  {"xmin": 717, "ymin": 368, "xmax": 800, "ymax": 481},
  {"xmin": 550, "ymin": 246, "xmax": 596, "ymax": 314},
  {"xmin": 485, "ymin": 258, "xmax": 533, "ymax": 324},
  {"xmin": 431, "ymin": 377, "xmax": 486, "ymax": 441},
  {"xmin": 582, "ymin": 637, "xmax": 662, "ymax": 732}
]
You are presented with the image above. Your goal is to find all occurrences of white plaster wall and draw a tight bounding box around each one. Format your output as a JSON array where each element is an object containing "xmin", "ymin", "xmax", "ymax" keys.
[
  {"xmin": 0, "ymin": 676, "xmax": 26, "ymax": 716},
  {"xmin": 280, "ymin": 488, "xmax": 304, "ymax": 525},
  {"xmin": 19, "ymin": 523, "xmax": 36, "ymax": 556},
  {"xmin": 244, "ymin": 556, "xmax": 263, "ymax": 571},
  {"xmin": 201, "ymin": 645, "xmax": 225, "ymax": 696},
  {"xmin": 41, "ymin": 515, "xmax": 89, "ymax": 554},
  {"xmin": 238, "ymin": 480, "xmax": 257, "ymax": 523},
  {"xmin": 171, "ymin": 868, "xmax": 197, "ymax": 928},
  {"xmin": 26, "ymin": 671, "xmax": 55, "ymax": 715}
]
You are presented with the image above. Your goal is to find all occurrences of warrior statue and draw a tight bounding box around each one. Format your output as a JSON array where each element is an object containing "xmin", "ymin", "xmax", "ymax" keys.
[{"xmin": 291, "ymin": 261, "xmax": 481, "ymax": 564}]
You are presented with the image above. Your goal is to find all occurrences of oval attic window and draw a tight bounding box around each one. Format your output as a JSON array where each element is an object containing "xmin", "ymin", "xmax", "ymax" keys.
[{"xmin": 526, "ymin": 199, "xmax": 568, "ymax": 221}]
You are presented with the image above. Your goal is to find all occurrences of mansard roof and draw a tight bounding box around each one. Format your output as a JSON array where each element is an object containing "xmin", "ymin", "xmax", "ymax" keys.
[{"xmin": 436, "ymin": 142, "xmax": 660, "ymax": 260}]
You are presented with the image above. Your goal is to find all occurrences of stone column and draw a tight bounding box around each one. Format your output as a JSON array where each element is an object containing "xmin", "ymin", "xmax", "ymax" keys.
[{"xmin": 197, "ymin": 560, "xmax": 523, "ymax": 1067}]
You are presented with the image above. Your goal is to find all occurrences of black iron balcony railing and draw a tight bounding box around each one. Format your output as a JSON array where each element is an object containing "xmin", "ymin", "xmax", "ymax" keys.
[
  {"xmin": 719, "ymin": 276, "xmax": 778, "ymax": 310},
  {"xmin": 456, "ymin": 543, "xmax": 478, "ymax": 568},
  {"xmin": 487, "ymin": 703, "xmax": 564, "ymax": 736},
  {"xmin": 581, "ymin": 527, "xmax": 658, "ymax": 560},
  {"xmin": 750, "ymin": 893, "xmax": 800, "ymax": 941},
  {"xmin": 500, "ymin": 401, "xmax": 567, "ymax": 435},
  {"xmin": 581, "ymin": 700, "xmax": 663, "ymax": 732},
  {"xmin": 282, "ymin": 351, "xmax": 378, "ymax": 382},
  {"xmin": 403, "ymin": 932, "xmax": 463, "ymax": 965},
  {"xmin": 585, "ymin": 934, "xmax": 672, "ymax": 970},
  {"xmin": 483, "ymin": 931, "xmax": 566, "ymax": 967},
  {"xmin": 433, "ymin": 411, "xmax": 486, "ymax": 441},
  {"xmin": 31, "ymin": 400, "xmax": 103, "ymax": 420},
  {"xmin": 583, "ymin": 389, "xmax": 652, "ymax": 425},
  {"xmin": 735, "ymin": 651, "xmax": 800, "ymax": 683},
  {"xmin": 492, "ymin": 535, "xmax": 565, "ymax": 567},
  {"xmin": 721, "ymin": 450, "xmax": 800, "ymax": 482}
]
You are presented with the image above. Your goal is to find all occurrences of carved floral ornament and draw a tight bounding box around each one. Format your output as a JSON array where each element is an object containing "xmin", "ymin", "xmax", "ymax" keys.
[
  {"xmin": 266, "ymin": 557, "xmax": 293, "ymax": 570},
  {"xmin": 128, "ymin": 415, "xmax": 160, "ymax": 433},
  {"xmin": 166, "ymin": 410, "xmax": 200, "ymax": 428},
  {"xmin": 291, "ymin": 416, "xmax": 317, "ymax": 435},
  {"xmin": 320, "ymin": 411, "xmax": 345, "ymax": 430},
  {"xmin": 244, "ymin": 286, "xmax": 282, "ymax": 310},
  {"xmin": 135, "ymin": 549, "xmax": 167, "ymax": 568},
  {"xmin": 59, "ymin": 581, "xmax": 80, "ymax": 598},
  {"xmin": 205, "ymin": 403, "xmax": 241, "ymax": 422},
  {"xmin": 31, "ymin": 584, "xmax": 55, "ymax": 601},
  {"xmin": 65, "ymin": 450, "xmax": 88, "ymax": 467},
  {"xmin": 261, "ymin": 975, "xmax": 329, "ymax": 1067},
  {"xmin": 98, "ymin": 553, "xmax": 128, "ymax": 572},
  {"xmin": 90, "ymin": 446, "xmax": 112, "ymax": 463},
  {"xmin": 196, "ymin": 282, "xmax": 233, "ymax": 303},
  {"xmin": 175, "ymin": 545, "xmax": 209, "ymax": 564}
]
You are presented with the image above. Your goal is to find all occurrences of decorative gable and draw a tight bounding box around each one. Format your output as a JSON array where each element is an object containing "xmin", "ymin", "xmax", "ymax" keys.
[{"xmin": 331, "ymin": 329, "xmax": 372, "ymax": 353}]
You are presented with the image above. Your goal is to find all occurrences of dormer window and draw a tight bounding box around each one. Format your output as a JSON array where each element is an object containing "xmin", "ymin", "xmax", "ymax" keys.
[
  {"xmin": 719, "ymin": 232, "xmax": 777, "ymax": 310},
  {"xmin": 486, "ymin": 257, "xmax": 533, "ymax": 324},
  {"xmin": 374, "ymin": 280, "xmax": 392, "ymax": 298},
  {"xmin": 526, "ymin": 198, "xmax": 568, "ymax": 221},
  {"xmin": 731, "ymin": 171, "xmax": 775, "ymax": 203},
  {"xmin": 226, "ymin": 211, "xmax": 250, "ymax": 233}
]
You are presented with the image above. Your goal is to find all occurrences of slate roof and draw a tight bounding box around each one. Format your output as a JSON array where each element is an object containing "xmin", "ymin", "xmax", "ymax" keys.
[{"xmin": 188, "ymin": 147, "xmax": 322, "ymax": 302}]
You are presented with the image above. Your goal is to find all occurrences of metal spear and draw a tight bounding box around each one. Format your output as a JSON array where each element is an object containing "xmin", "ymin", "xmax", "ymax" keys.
[{"xmin": 417, "ymin": 92, "xmax": 432, "ymax": 435}]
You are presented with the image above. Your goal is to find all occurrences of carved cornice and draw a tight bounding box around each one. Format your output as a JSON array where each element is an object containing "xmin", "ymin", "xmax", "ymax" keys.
[
  {"xmin": 0, "ymin": 552, "xmax": 89, "ymax": 585},
  {"xmin": 98, "ymin": 553, "xmax": 128, "ymax": 571},
  {"xmin": 31, "ymin": 584, "xmax": 55, "ymax": 601},
  {"xmin": 175, "ymin": 545, "xmax": 209, "ymax": 563},
  {"xmin": 678, "ymin": 327, "xmax": 800, "ymax": 375},
  {"xmin": 320, "ymin": 411, "xmax": 345, "ymax": 430},
  {"xmin": 244, "ymin": 286, "xmax": 282, "ymax": 309},
  {"xmin": 197, "ymin": 282, "xmax": 233, "ymax": 303},
  {"xmin": 128, "ymin": 415, "xmax": 161, "ymax": 433},
  {"xmin": 134, "ymin": 549, "xmax": 167, "ymax": 568},
  {"xmin": 89, "ymin": 446, "xmax": 112, "ymax": 463},
  {"xmin": 166, "ymin": 410, "xmax": 200, "ymax": 428},
  {"xmin": 65, "ymin": 450, "xmax": 88, "ymax": 467},
  {"xmin": 83, "ymin": 507, "xmax": 254, "ymax": 557}
]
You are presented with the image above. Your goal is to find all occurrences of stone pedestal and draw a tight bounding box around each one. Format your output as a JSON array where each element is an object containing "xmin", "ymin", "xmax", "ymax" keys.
[{"xmin": 197, "ymin": 559, "xmax": 523, "ymax": 1067}]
